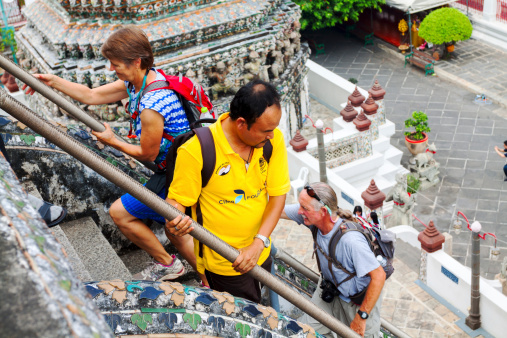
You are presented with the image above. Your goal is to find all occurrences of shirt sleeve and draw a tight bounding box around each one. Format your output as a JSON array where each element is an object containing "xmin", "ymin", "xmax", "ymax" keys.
[
  {"xmin": 284, "ymin": 204, "xmax": 305, "ymax": 225},
  {"xmin": 266, "ymin": 128, "xmax": 290, "ymax": 197},
  {"xmin": 340, "ymin": 232, "xmax": 380, "ymax": 278},
  {"xmin": 166, "ymin": 137, "xmax": 203, "ymax": 207}
]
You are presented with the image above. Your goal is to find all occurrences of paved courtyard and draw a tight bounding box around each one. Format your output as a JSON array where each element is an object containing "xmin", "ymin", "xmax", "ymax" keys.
[{"xmin": 301, "ymin": 27, "xmax": 507, "ymax": 279}]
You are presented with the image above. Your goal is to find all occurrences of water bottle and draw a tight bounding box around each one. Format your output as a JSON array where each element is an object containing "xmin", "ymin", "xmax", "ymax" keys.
[
  {"xmin": 376, "ymin": 255, "xmax": 387, "ymax": 267},
  {"xmin": 200, "ymin": 107, "xmax": 213, "ymax": 127}
]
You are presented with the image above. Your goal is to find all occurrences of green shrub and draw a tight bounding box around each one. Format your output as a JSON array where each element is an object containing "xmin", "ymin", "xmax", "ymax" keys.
[
  {"xmin": 348, "ymin": 77, "xmax": 358, "ymax": 84},
  {"xmin": 295, "ymin": 0, "xmax": 385, "ymax": 31},
  {"xmin": 407, "ymin": 174, "xmax": 421, "ymax": 194},
  {"xmin": 418, "ymin": 7, "xmax": 473, "ymax": 45},
  {"xmin": 404, "ymin": 111, "xmax": 430, "ymax": 140}
]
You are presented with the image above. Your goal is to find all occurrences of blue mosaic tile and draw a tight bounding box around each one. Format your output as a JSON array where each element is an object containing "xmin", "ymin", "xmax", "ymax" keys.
[
  {"xmin": 159, "ymin": 312, "xmax": 178, "ymax": 330},
  {"xmin": 109, "ymin": 148, "xmax": 124, "ymax": 158},
  {"xmin": 195, "ymin": 292, "xmax": 217, "ymax": 306},
  {"xmin": 86, "ymin": 285, "xmax": 104, "ymax": 298},
  {"xmin": 286, "ymin": 320, "xmax": 302, "ymax": 334},
  {"xmin": 234, "ymin": 299, "xmax": 246, "ymax": 307},
  {"xmin": 104, "ymin": 313, "xmax": 121, "ymax": 332},
  {"xmin": 208, "ymin": 316, "xmax": 225, "ymax": 333},
  {"xmin": 258, "ymin": 329, "xmax": 273, "ymax": 338},
  {"xmin": 72, "ymin": 129, "xmax": 91, "ymax": 140},
  {"xmin": 1, "ymin": 133, "xmax": 12, "ymax": 143},
  {"xmin": 184, "ymin": 286, "xmax": 199, "ymax": 295},
  {"xmin": 243, "ymin": 304, "xmax": 262, "ymax": 318},
  {"xmin": 0, "ymin": 117, "xmax": 11, "ymax": 126},
  {"xmin": 139, "ymin": 286, "xmax": 164, "ymax": 300},
  {"xmin": 126, "ymin": 281, "xmax": 144, "ymax": 292}
]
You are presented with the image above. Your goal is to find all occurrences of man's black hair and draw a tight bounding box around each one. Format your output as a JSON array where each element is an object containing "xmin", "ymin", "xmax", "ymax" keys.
[
  {"xmin": 504, "ymin": 140, "xmax": 507, "ymax": 146},
  {"xmin": 229, "ymin": 79, "xmax": 281, "ymax": 129}
]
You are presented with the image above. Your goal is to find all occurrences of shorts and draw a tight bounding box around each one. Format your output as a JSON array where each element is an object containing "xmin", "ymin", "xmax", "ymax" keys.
[
  {"xmin": 121, "ymin": 185, "xmax": 166, "ymax": 224},
  {"xmin": 204, "ymin": 255, "xmax": 272, "ymax": 303}
]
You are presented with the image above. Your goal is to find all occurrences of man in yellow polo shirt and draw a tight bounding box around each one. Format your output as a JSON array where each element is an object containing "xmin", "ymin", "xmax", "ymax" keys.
[{"xmin": 165, "ymin": 80, "xmax": 290, "ymax": 302}]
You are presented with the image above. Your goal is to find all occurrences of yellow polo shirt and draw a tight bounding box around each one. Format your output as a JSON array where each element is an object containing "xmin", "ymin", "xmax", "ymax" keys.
[{"xmin": 167, "ymin": 112, "xmax": 290, "ymax": 275}]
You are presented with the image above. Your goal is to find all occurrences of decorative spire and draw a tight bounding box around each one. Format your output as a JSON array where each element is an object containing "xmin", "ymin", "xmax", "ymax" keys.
[
  {"xmin": 340, "ymin": 101, "xmax": 358, "ymax": 122},
  {"xmin": 289, "ymin": 130, "xmax": 309, "ymax": 152},
  {"xmin": 361, "ymin": 180, "xmax": 386, "ymax": 210},
  {"xmin": 418, "ymin": 221, "xmax": 445, "ymax": 253},
  {"xmin": 348, "ymin": 86, "xmax": 365, "ymax": 107},
  {"xmin": 369, "ymin": 80, "xmax": 386, "ymax": 100},
  {"xmin": 353, "ymin": 110, "xmax": 371, "ymax": 132},
  {"xmin": 361, "ymin": 94, "xmax": 379, "ymax": 115}
]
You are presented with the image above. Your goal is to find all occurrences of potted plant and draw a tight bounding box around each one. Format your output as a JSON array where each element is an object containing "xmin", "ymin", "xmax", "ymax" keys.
[
  {"xmin": 404, "ymin": 111, "xmax": 430, "ymax": 156},
  {"xmin": 418, "ymin": 8, "xmax": 472, "ymax": 55}
]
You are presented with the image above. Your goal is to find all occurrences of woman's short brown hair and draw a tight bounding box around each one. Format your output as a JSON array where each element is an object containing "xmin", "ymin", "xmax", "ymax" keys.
[{"xmin": 101, "ymin": 25, "xmax": 154, "ymax": 70}]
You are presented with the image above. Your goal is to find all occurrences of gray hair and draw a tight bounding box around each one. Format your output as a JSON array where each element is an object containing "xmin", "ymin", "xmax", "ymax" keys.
[{"xmin": 306, "ymin": 183, "xmax": 355, "ymax": 221}]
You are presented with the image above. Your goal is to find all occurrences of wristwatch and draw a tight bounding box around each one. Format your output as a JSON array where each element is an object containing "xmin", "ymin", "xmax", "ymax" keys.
[
  {"xmin": 357, "ymin": 310, "xmax": 369, "ymax": 320},
  {"xmin": 254, "ymin": 234, "xmax": 271, "ymax": 248}
]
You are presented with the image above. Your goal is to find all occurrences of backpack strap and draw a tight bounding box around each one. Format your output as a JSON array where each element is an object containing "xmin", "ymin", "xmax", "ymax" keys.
[
  {"xmin": 142, "ymin": 80, "xmax": 170, "ymax": 96},
  {"xmin": 262, "ymin": 139, "xmax": 273, "ymax": 163},
  {"xmin": 194, "ymin": 127, "xmax": 216, "ymax": 188},
  {"xmin": 312, "ymin": 222, "xmax": 364, "ymax": 288}
]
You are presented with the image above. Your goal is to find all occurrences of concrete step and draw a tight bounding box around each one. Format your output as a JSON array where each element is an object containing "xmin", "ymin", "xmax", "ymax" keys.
[
  {"xmin": 377, "ymin": 161, "xmax": 399, "ymax": 182},
  {"xmin": 21, "ymin": 181, "xmax": 93, "ymax": 281},
  {"xmin": 384, "ymin": 146, "xmax": 404, "ymax": 166},
  {"xmin": 52, "ymin": 225, "xmax": 92, "ymax": 281},
  {"xmin": 59, "ymin": 217, "xmax": 132, "ymax": 281},
  {"xmin": 331, "ymin": 151, "xmax": 384, "ymax": 184},
  {"xmin": 372, "ymin": 135, "xmax": 390, "ymax": 154}
]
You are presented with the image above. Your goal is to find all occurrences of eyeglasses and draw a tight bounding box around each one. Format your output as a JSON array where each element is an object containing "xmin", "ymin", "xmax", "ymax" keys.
[
  {"xmin": 305, "ymin": 185, "xmax": 336, "ymax": 222},
  {"xmin": 305, "ymin": 185, "xmax": 324, "ymax": 203}
]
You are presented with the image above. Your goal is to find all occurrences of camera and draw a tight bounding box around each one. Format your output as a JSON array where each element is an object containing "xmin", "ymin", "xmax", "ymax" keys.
[{"xmin": 320, "ymin": 279, "xmax": 340, "ymax": 303}]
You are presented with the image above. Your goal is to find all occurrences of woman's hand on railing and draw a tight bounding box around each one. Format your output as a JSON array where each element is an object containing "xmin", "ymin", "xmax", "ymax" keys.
[
  {"xmin": 91, "ymin": 122, "xmax": 116, "ymax": 146},
  {"xmin": 22, "ymin": 74, "xmax": 56, "ymax": 95}
]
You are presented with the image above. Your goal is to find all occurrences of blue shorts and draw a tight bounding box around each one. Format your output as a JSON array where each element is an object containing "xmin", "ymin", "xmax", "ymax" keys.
[{"xmin": 121, "ymin": 185, "xmax": 166, "ymax": 224}]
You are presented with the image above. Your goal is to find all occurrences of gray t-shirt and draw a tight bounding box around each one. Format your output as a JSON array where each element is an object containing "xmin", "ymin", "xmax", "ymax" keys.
[{"xmin": 284, "ymin": 204, "xmax": 380, "ymax": 302}]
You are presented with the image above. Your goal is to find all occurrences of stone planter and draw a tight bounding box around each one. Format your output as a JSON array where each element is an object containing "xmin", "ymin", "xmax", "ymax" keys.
[{"xmin": 405, "ymin": 132, "xmax": 428, "ymax": 156}]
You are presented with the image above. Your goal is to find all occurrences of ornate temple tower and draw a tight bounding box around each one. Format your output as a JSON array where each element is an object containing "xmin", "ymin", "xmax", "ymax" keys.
[{"xmin": 15, "ymin": 0, "xmax": 309, "ymax": 140}]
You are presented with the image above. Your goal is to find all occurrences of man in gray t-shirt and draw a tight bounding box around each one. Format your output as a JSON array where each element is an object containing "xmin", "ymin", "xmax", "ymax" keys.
[{"xmin": 281, "ymin": 182, "xmax": 385, "ymax": 338}]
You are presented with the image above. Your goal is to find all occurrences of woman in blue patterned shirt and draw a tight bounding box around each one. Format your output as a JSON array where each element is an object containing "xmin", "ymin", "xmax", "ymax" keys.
[{"xmin": 24, "ymin": 25, "xmax": 204, "ymax": 284}]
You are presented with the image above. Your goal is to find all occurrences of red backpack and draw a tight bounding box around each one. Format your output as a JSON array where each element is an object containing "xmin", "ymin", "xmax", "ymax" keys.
[{"xmin": 127, "ymin": 69, "xmax": 215, "ymax": 140}]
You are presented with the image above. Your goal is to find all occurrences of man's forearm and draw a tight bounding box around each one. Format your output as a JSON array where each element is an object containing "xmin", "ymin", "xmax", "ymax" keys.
[
  {"xmin": 257, "ymin": 194, "xmax": 286, "ymax": 238},
  {"xmin": 360, "ymin": 266, "xmax": 385, "ymax": 314}
]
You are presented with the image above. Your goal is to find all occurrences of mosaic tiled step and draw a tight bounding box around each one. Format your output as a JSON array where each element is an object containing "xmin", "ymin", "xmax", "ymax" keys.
[
  {"xmin": 88, "ymin": 280, "xmax": 321, "ymax": 337},
  {"xmin": 0, "ymin": 117, "xmax": 152, "ymax": 183},
  {"xmin": 0, "ymin": 153, "xmax": 113, "ymax": 337},
  {"xmin": 23, "ymin": 0, "xmax": 272, "ymax": 59}
]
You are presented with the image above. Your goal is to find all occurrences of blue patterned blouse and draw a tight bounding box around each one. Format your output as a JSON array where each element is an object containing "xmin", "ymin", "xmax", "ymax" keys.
[{"xmin": 125, "ymin": 69, "xmax": 190, "ymax": 165}]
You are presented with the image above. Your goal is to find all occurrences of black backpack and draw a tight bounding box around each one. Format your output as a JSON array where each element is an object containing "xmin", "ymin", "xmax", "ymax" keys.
[{"xmin": 311, "ymin": 221, "xmax": 395, "ymax": 296}]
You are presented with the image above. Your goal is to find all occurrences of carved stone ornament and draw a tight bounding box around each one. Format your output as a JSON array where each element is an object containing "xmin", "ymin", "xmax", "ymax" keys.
[
  {"xmin": 369, "ymin": 79, "xmax": 386, "ymax": 100},
  {"xmin": 361, "ymin": 179, "xmax": 386, "ymax": 210},
  {"xmin": 289, "ymin": 130, "xmax": 308, "ymax": 152},
  {"xmin": 348, "ymin": 86, "xmax": 365, "ymax": 107},
  {"xmin": 418, "ymin": 220, "xmax": 445, "ymax": 253},
  {"xmin": 340, "ymin": 101, "xmax": 358, "ymax": 122},
  {"xmin": 361, "ymin": 94, "xmax": 378, "ymax": 115},
  {"xmin": 353, "ymin": 110, "xmax": 371, "ymax": 132}
]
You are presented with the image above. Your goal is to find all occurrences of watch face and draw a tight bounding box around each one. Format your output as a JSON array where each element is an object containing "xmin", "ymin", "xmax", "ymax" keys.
[{"xmin": 361, "ymin": 313, "xmax": 367, "ymax": 319}]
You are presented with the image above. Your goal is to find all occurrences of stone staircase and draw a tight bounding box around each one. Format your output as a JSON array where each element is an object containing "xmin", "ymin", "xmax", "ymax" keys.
[{"xmin": 21, "ymin": 181, "xmax": 197, "ymax": 284}]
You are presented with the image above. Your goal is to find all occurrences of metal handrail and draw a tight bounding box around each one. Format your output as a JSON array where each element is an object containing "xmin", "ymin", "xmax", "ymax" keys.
[
  {"xmin": 0, "ymin": 87, "xmax": 361, "ymax": 338},
  {"xmin": 0, "ymin": 54, "xmax": 158, "ymax": 172}
]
